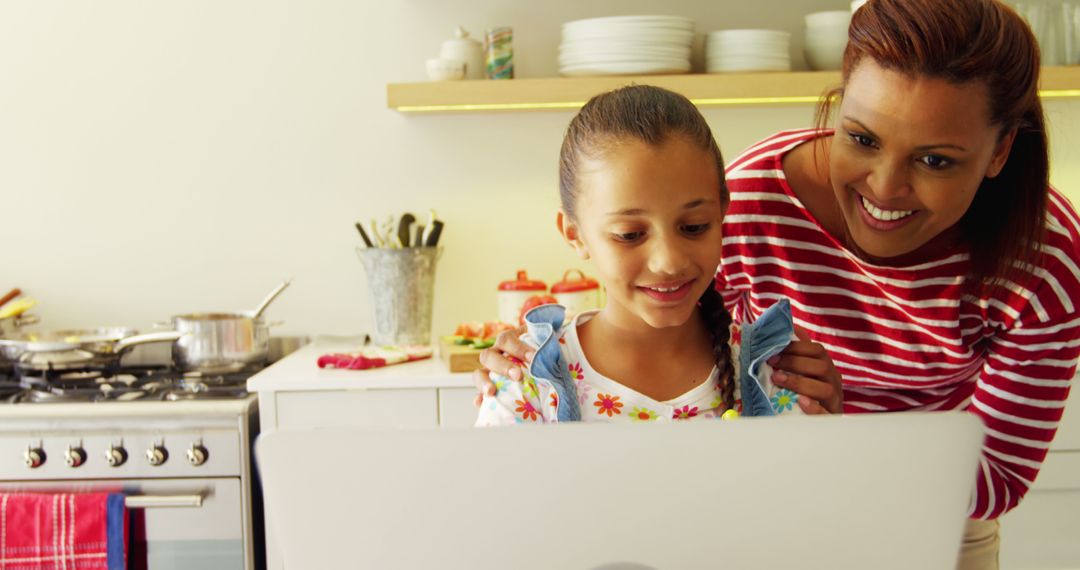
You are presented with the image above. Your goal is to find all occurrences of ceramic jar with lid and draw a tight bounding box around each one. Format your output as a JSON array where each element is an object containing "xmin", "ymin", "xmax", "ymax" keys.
[
  {"xmin": 551, "ymin": 269, "xmax": 602, "ymax": 317},
  {"xmin": 440, "ymin": 25, "xmax": 485, "ymax": 80},
  {"xmin": 497, "ymin": 270, "xmax": 547, "ymax": 325}
]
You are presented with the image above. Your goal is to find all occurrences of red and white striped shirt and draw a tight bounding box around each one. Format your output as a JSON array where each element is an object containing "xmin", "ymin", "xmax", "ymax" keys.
[{"xmin": 719, "ymin": 129, "xmax": 1080, "ymax": 519}]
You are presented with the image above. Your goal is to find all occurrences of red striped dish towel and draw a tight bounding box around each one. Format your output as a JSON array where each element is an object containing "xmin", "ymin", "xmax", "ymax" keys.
[{"xmin": 0, "ymin": 493, "xmax": 127, "ymax": 570}]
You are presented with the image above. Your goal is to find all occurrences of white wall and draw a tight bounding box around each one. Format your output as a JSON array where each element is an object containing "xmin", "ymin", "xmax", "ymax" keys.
[{"xmin": 2, "ymin": 0, "xmax": 1079, "ymax": 339}]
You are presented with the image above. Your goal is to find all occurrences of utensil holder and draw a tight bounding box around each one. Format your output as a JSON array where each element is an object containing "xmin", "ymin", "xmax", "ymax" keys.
[{"xmin": 357, "ymin": 247, "xmax": 441, "ymax": 346}]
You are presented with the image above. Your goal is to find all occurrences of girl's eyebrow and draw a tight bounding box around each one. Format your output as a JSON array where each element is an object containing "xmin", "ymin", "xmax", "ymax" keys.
[{"xmin": 606, "ymin": 198, "xmax": 716, "ymax": 217}]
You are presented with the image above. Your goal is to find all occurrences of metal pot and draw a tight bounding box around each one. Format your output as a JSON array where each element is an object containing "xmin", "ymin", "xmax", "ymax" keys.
[
  {"xmin": 0, "ymin": 328, "xmax": 184, "ymax": 371},
  {"xmin": 170, "ymin": 313, "xmax": 270, "ymax": 374}
]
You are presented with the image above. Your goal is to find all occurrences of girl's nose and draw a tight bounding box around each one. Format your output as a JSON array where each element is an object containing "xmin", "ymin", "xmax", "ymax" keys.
[
  {"xmin": 865, "ymin": 159, "xmax": 912, "ymax": 202},
  {"xmin": 648, "ymin": 234, "xmax": 690, "ymax": 275}
]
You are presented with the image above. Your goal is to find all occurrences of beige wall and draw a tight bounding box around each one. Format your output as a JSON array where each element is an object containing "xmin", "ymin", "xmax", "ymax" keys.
[{"xmin": 2, "ymin": 0, "xmax": 1078, "ymax": 338}]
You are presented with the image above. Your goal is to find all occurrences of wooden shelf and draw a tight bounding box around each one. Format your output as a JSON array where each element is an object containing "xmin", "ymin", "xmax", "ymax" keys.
[{"xmin": 387, "ymin": 66, "xmax": 1080, "ymax": 114}]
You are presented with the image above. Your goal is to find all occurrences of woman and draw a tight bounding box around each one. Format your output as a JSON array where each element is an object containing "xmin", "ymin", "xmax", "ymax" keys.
[{"xmin": 475, "ymin": 0, "xmax": 1080, "ymax": 567}]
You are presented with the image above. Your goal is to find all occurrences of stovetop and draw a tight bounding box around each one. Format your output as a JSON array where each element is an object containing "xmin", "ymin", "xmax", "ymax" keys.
[{"xmin": 0, "ymin": 365, "xmax": 254, "ymax": 404}]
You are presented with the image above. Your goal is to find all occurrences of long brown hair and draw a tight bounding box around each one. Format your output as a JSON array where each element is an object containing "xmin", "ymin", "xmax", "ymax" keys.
[
  {"xmin": 815, "ymin": 0, "xmax": 1047, "ymax": 287},
  {"xmin": 559, "ymin": 85, "xmax": 736, "ymax": 411}
]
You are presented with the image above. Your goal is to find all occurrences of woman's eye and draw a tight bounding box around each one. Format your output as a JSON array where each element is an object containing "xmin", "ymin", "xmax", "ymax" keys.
[
  {"xmin": 919, "ymin": 154, "xmax": 952, "ymax": 169},
  {"xmin": 849, "ymin": 132, "xmax": 876, "ymax": 148},
  {"xmin": 681, "ymin": 223, "xmax": 711, "ymax": 235},
  {"xmin": 612, "ymin": 231, "xmax": 644, "ymax": 243}
]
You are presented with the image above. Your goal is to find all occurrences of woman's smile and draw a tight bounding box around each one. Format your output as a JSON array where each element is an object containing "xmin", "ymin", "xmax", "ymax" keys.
[{"xmin": 853, "ymin": 189, "xmax": 919, "ymax": 231}]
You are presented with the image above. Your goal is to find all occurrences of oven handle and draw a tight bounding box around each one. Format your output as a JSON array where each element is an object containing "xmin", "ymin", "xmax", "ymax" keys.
[{"xmin": 124, "ymin": 494, "xmax": 204, "ymax": 509}]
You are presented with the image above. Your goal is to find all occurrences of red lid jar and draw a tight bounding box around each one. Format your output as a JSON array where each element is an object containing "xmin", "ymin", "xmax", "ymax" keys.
[
  {"xmin": 551, "ymin": 269, "xmax": 602, "ymax": 316},
  {"xmin": 497, "ymin": 270, "xmax": 547, "ymax": 324}
]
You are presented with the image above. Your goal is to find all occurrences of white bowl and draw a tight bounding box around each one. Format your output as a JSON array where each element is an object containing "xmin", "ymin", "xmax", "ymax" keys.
[
  {"xmin": 805, "ymin": 10, "xmax": 852, "ymax": 29},
  {"xmin": 425, "ymin": 58, "xmax": 465, "ymax": 81},
  {"xmin": 560, "ymin": 40, "xmax": 692, "ymax": 57},
  {"xmin": 560, "ymin": 59, "xmax": 691, "ymax": 76},
  {"xmin": 804, "ymin": 37, "xmax": 847, "ymax": 70},
  {"xmin": 563, "ymin": 27, "xmax": 694, "ymax": 45},
  {"xmin": 707, "ymin": 29, "xmax": 790, "ymax": 42},
  {"xmin": 707, "ymin": 60, "xmax": 791, "ymax": 72},
  {"xmin": 563, "ymin": 15, "xmax": 694, "ymax": 32}
]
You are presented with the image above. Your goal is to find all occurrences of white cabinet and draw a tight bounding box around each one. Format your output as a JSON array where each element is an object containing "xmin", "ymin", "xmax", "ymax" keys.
[
  {"xmin": 999, "ymin": 385, "xmax": 1080, "ymax": 570},
  {"xmin": 439, "ymin": 388, "xmax": 481, "ymax": 428}
]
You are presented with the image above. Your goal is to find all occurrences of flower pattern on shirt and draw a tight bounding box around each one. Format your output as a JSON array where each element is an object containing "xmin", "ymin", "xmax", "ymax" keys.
[
  {"xmin": 516, "ymin": 399, "xmax": 539, "ymax": 422},
  {"xmin": 568, "ymin": 362, "xmax": 584, "ymax": 380},
  {"xmin": 630, "ymin": 407, "xmax": 659, "ymax": 422},
  {"xmin": 594, "ymin": 393, "xmax": 623, "ymax": 417},
  {"xmin": 549, "ymin": 392, "xmax": 559, "ymax": 410},
  {"xmin": 672, "ymin": 405, "xmax": 699, "ymax": 420},
  {"xmin": 771, "ymin": 389, "xmax": 797, "ymax": 412}
]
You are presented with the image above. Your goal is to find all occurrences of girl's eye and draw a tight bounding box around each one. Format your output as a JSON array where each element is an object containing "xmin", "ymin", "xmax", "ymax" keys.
[
  {"xmin": 919, "ymin": 154, "xmax": 952, "ymax": 169},
  {"xmin": 849, "ymin": 132, "xmax": 876, "ymax": 148},
  {"xmin": 612, "ymin": 231, "xmax": 644, "ymax": 243},
  {"xmin": 681, "ymin": 223, "xmax": 711, "ymax": 235}
]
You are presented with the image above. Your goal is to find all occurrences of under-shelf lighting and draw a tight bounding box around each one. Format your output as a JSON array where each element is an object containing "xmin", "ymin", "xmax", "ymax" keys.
[{"xmin": 396, "ymin": 95, "xmax": 828, "ymax": 113}]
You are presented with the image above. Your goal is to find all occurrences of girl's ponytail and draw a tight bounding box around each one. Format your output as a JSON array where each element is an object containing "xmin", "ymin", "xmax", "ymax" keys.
[{"xmin": 698, "ymin": 285, "xmax": 735, "ymax": 411}]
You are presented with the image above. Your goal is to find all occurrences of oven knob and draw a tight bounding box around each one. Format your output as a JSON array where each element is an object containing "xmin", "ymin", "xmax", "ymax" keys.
[
  {"xmin": 146, "ymin": 444, "xmax": 168, "ymax": 466},
  {"xmin": 105, "ymin": 445, "xmax": 128, "ymax": 467},
  {"xmin": 65, "ymin": 446, "xmax": 87, "ymax": 468},
  {"xmin": 23, "ymin": 446, "xmax": 46, "ymax": 469},
  {"xmin": 186, "ymin": 443, "xmax": 209, "ymax": 466}
]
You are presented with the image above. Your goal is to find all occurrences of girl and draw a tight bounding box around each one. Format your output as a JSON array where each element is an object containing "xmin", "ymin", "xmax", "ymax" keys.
[{"xmin": 476, "ymin": 85, "xmax": 827, "ymax": 426}]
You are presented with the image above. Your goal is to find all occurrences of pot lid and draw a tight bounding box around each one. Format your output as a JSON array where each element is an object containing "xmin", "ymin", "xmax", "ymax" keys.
[
  {"xmin": 551, "ymin": 269, "xmax": 599, "ymax": 293},
  {"xmin": 498, "ymin": 270, "xmax": 547, "ymax": 291}
]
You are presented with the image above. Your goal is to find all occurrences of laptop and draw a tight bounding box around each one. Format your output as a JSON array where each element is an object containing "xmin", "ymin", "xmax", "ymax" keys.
[{"xmin": 256, "ymin": 412, "xmax": 982, "ymax": 570}]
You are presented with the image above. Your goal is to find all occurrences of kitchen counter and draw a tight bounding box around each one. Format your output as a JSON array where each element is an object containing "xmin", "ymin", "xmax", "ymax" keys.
[{"xmin": 246, "ymin": 340, "xmax": 473, "ymax": 392}]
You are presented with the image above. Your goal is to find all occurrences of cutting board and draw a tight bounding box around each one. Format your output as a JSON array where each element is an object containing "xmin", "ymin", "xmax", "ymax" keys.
[{"xmin": 440, "ymin": 338, "xmax": 484, "ymax": 373}]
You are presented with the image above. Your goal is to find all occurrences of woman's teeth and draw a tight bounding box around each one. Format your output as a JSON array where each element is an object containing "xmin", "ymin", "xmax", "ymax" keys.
[
  {"xmin": 862, "ymin": 196, "xmax": 914, "ymax": 222},
  {"xmin": 648, "ymin": 285, "xmax": 682, "ymax": 292}
]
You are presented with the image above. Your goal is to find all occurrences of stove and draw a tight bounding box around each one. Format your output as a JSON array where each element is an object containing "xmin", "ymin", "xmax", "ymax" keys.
[{"xmin": 0, "ymin": 362, "xmax": 263, "ymax": 570}]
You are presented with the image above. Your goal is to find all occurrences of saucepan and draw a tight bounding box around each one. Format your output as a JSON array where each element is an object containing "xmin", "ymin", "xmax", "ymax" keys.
[{"xmin": 160, "ymin": 279, "xmax": 292, "ymax": 374}]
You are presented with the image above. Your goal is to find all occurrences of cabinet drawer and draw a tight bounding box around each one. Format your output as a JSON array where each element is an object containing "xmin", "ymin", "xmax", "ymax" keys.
[
  {"xmin": 1000, "ymin": 451, "xmax": 1080, "ymax": 569},
  {"xmin": 275, "ymin": 389, "xmax": 438, "ymax": 429},
  {"xmin": 439, "ymin": 388, "xmax": 479, "ymax": 427}
]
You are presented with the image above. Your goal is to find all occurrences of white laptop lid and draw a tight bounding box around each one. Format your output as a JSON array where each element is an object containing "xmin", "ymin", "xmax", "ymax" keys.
[{"xmin": 256, "ymin": 412, "xmax": 982, "ymax": 570}]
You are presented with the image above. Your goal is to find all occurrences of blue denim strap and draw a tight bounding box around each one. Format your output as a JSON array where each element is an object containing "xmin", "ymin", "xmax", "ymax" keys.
[{"xmin": 738, "ymin": 299, "xmax": 795, "ymax": 417}]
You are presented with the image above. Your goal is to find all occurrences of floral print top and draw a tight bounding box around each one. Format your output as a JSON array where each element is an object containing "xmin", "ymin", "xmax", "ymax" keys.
[{"xmin": 476, "ymin": 310, "xmax": 802, "ymax": 426}]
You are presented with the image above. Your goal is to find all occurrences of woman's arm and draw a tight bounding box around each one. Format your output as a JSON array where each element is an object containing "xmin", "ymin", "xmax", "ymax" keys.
[{"xmin": 967, "ymin": 312, "xmax": 1080, "ymax": 518}]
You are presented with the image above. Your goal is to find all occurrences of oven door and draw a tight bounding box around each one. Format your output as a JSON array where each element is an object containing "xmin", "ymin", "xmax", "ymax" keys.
[{"xmin": 1, "ymin": 477, "xmax": 249, "ymax": 570}]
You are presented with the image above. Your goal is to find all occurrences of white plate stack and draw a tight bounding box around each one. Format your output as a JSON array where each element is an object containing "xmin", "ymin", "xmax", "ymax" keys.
[
  {"xmin": 558, "ymin": 15, "xmax": 695, "ymax": 77},
  {"xmin": 706, "ymin": 29, "xmax": 791, "ymax": 73}
]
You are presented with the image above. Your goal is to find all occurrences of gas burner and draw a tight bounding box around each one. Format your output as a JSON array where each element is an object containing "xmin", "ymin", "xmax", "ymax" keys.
[{"xmin": 3, "ymin": 365, "xmax": 254, "ymax": 404}]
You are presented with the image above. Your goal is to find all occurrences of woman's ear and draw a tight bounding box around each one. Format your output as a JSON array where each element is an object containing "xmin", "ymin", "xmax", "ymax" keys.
[
  {"xmin": 556, "ymin": 211, "xmax": 589, "ymax": 260},
  {"xmin": 985, "ymin": 127, "xmax": 1018, "ymax": 179}
]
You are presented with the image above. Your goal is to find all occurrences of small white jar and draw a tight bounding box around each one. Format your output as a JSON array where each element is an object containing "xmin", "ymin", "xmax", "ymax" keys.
[
  {"xmin": 497, "ymin": 271, "xmax": 547, "ymax": 325},
  {"xmin": 551, "ymin": 269, "xmax": 602, "ymax": 317},
  {"xmin": 440, "ymin": 26, "xmax": 485, "ymax": 80}
]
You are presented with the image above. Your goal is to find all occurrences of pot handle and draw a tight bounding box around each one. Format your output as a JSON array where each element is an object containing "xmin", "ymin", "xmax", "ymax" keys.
[{"xmin": 114, "ymin": 331, "xmax": 185, "ymax": 353}]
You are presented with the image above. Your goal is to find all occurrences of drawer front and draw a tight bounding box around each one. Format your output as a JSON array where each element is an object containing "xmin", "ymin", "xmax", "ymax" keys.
[
  {"xmin": 438, "ymin": 388, "xmax": 480, "ymax": 427},
  {"xmin": 275, "ymin": 389, "xmax": 438, "ymax": 429},
  {"xmin": 1052, "ymin": 382, "xmax": 1080, "ymax": 451},
  {"xmin": 1000, "ymin": 452, "xmax": 1080, "ymax": 569}
]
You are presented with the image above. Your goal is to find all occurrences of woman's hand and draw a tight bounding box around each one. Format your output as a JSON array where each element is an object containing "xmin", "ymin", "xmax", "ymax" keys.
[
  {"xmin": 769, "ymin": 328, "xmax": 843, "ymax": 414},
  {"xmin": 471, "ymin": 324, "xmax": 533, "ymax": 407}
]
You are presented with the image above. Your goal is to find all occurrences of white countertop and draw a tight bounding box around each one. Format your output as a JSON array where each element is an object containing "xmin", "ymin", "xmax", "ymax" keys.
[{"xmin": 246, "ymin": 340, "xmax": 474, "ymax": 392}]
